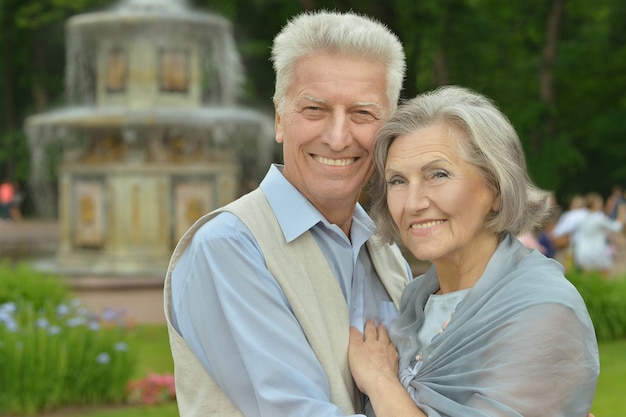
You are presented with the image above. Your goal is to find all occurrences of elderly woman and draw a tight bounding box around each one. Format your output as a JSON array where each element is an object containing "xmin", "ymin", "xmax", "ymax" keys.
[{"xmin": 349, "ymin": 86, "xmax": 599, "ymax": 417}]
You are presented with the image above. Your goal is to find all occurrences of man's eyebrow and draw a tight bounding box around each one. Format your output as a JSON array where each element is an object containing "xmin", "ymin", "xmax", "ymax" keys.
[
  {"xmin": 298, "ymin": 95, "xmax": 327, "ymax": 105},
  {"xmin": 353, "ymin": 101, "xmax": 383, "ymax": 109}
]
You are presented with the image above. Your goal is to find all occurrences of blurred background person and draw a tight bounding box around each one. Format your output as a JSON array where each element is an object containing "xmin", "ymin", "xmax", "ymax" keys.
[
  {"xmin": 551, "ymin": 194, "xmax": 588, "ymax": 269},
  {"xmin": 574, "ymin": 192, "xmax": 626, "ymax": 276},
  {"xmin": 604, "ymin": 184, "xmax": 625, "ymax": 220},
  {"xmin": 537, "ymin": 204, "xmax": 562, "ymax": 259},
  {"xmin": 0, "ymin": 180, "xmax": 17, "ymax": 221},
  {"xmin": 517, "ymin": 228, "xmax": 548, "ymax": 255}
]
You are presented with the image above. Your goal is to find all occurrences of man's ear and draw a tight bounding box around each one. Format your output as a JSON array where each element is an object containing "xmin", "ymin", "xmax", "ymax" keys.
[{"xmin": 274, "ymin": 102, "xmax": 284, "ymax": 144}]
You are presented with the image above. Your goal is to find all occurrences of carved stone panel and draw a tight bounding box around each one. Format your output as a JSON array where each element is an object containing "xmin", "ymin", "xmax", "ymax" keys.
[
  {"xmin": 105, "ymin": 49, "xmax": 127, "ymax": 93},
  {"xmin": 173, "ymin": 179, "xmax": 214, "ymax": 244},
  {"xmin": 159, "ymin": 49, "xmax": 189, "ymax": 93},
  {"xmin": 73, "ymin": 178, "xmax": 106, "ymax": 248}
]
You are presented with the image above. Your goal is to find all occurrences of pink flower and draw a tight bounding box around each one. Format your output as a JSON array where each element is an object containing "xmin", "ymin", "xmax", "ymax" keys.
[{"xmin": 126, "ymin": 372, "xmax": 176, "ymax": 405}]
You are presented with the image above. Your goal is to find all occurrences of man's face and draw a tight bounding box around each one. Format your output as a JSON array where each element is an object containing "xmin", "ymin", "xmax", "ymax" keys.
[{"xmin": 275, "ymin": 52, "xmax": 388, "ymax": 217}]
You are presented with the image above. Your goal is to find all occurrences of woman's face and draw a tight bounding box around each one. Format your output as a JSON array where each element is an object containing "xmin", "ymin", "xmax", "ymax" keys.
[{"xmin": 384, "ymin": 122, "xmax": 499, "ymax": 267}]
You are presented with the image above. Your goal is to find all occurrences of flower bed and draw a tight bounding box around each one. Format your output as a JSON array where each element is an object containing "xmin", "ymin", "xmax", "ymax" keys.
[{"xmin": 0, "ymin": 261, "xmax": 137, "ymax": 415}]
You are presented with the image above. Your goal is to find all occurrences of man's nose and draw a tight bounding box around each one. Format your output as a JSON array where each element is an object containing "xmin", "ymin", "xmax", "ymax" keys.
[{"xmin": 323, "ymin": 113, "xmax": 351, "ymax": 151}]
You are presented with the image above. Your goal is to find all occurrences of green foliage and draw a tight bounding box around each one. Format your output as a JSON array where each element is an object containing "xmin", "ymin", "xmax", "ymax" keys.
[
  {"xmin": 194, "ymin": 0, "xmax": 626, "ymax": 198},
  {"xmin": 0, "ymin": 130, "xmax": 30, "ymax": 182},
  {"xmin": 14, "ymin": 0, "xmax": 111, "ymax": 30},
  {"xmin": 0, "ymin": 261, "xmax": 137, "ymax": 415},
  {"xmin": 566, "ymin": 270, "xmax": 626, "ymax": 341},
  {"xmin": 0, "ymin": 260, "xmax": 69, "ymax": 308}
]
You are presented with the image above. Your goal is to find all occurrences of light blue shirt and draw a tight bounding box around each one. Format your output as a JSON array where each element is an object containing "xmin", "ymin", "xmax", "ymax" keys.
[{"xmin": 171, "ymin": 164, "xmax": 411, "ymax": 417}]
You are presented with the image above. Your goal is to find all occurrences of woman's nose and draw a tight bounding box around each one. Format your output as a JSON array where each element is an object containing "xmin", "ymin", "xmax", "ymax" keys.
[{"xmin": 405, "ymin": 184, "xmax": 429, "ymax": 212}]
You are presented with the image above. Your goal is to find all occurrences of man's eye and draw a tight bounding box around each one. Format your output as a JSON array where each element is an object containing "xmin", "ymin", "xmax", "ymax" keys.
[
  {"xmin": 300, "ymin": 106, "xmax": 325, "ymax": 118},
  {"xmin": 353, "ymin": 111, "xmax": 378, "ymax": 123}
]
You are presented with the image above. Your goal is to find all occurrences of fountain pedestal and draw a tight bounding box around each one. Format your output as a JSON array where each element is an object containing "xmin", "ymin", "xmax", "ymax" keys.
[{"xmin": 57, "ymin": 160, "xmax": 238, "ymax": 275}]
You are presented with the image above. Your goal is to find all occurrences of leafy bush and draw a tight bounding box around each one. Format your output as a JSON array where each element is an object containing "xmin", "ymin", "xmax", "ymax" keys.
[
  {"xmin": 0, "ymin": 260, "xmax": 69, "ymax": 309},
  {"xmin": 566, "ymin": 269, "xmax": 626, "ymax": 341},
  {"xmin": 0, "ymin": 261, "xmax": 137, "ymax": 415}
]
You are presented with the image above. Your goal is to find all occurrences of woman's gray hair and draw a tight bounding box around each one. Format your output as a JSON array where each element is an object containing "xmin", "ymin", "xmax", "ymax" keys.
[
  {"xmin": 370, "ymin": 85, "xmax": 552, "ymax": 244},
  {"xmin": 270, "ymin": 10, "xmax": 406, "ymax": 116}
]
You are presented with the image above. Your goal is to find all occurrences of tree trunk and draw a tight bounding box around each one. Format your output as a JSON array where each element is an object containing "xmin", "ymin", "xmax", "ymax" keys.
[
  {"xmin": 433, "ymin": 49, "xmax": 450, "ymax": 86},
  {"xmin": 0, "ymin": 8, "xmax": 16, "ymax": 178},
  {"xmin": 1, "ymin": 17, "xmax": 15, "ymax": 132},
  {"xmin": 31, "ymin": 36, "xmax": 50, "ymax": 111},
  {"xmin": 540, "ymin": 0, "xmax": 565, "ymax": 135},
  {"xmin": 433, "ymin": 6, "xmax": 451, "ymax": 86},
  {"xmin": 299, "ymin": 0, "xmax": 315, "ymax": 10}
]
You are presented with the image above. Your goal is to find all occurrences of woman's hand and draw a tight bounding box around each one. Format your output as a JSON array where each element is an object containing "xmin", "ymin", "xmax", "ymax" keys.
[
  {"xmin": 348, "ymin": 320, "xmax": 400, "ymax": 396},
  {"xmin": 349, "ymin": 321, "xmax": 427, "ymax": 417}
]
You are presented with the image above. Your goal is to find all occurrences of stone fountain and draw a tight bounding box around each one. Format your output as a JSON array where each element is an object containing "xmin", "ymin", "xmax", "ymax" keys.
[{"xmin": 25, "ymin": 0, "xmax": 276, "ymax": 276}]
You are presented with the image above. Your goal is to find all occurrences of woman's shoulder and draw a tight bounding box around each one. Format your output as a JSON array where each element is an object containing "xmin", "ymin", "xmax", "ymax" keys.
[{"xmin": 505, "ymin": 249, "xmax": 585, "ymax": 307}]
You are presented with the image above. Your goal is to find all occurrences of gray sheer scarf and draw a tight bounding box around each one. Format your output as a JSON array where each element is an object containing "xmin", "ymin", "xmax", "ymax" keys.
[{"xmin": 387, "ymin": 234, "xmax": 599, "ymax": 417}]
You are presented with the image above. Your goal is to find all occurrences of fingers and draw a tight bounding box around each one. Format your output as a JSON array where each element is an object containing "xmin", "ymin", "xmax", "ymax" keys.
[
  {"xmin": 349, "ymin": 325, "xmax": 364, "ymax": 343},
  {"xmin": 363, "ymin": 320, "xmax": 378, "ymax": 340},
  {"xmin": 377, "ymin": 322, "xmax": 391, "ymax": 345},
  {"xmin": 361, "ymin": 320, "xmax": 391, "ymax": 344}
]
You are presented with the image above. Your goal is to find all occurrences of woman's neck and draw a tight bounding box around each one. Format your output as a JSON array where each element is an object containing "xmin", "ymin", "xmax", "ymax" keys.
[{"xmin": 434, "ymin": 234, "xmax": 499, "ymax": 294}]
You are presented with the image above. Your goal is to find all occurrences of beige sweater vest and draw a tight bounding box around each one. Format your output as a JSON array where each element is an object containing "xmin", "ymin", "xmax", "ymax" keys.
[{"xmin": 164, "ymin": 188, "xmax": 409, "ymax": 416}]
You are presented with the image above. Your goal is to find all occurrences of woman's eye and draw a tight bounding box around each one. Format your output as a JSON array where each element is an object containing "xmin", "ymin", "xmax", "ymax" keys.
[
  {"xmin": 386, "ymin": 177, "xmax": 404, "ymax": 186},
  {"xmin": 432, "ymin": 170, "xmax": 449, "ymax": 179}
]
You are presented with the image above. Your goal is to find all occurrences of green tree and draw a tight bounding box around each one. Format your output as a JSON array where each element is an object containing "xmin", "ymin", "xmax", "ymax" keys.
[{"xmin": 0, "ymin": 0, "xmax": 108, "ymax": 212}]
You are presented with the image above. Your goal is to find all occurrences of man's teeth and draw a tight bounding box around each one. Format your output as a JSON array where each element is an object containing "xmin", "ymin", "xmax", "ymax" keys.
[
  {"xmin": 315, "ymin": 156, "xmax": 355, "ymax": 166},
  {"xmin": 411, "ymin": 220, "xmax": 444, "ymax": 229}
]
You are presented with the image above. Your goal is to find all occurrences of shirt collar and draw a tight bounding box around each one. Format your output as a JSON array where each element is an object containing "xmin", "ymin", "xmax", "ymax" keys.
[{"xmin": 259, "ymin": 164, "xmax": 374, "ymax": 244}]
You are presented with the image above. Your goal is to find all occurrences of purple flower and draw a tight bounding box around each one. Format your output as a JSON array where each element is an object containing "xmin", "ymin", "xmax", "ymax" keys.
[
  {"xmin": 56, "ymin": 304, "xmax": 70, "ymax": 317},
  {"xmin": 95, "ymin": 352, "xmax": 111, "ymax": 364},
  {"xmin": 36, "ymin": 318, "xmax": 50, "ymax": 328}
]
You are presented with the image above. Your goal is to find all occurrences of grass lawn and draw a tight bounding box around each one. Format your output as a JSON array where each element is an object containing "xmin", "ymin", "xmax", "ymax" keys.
[
  {"xmin": 128, "ymin": 325, "xmax": 175, "ymax": 378},
  {"xmin": 35, "ymin": 326, "xmax": 625, "ymax": 417},
  {"xmin": 591, "ymin": 338, "xmax": 626, "ymax": 416},
  {"xmin": 35, "ymin": 325, "xmax": 179, "ymax": 417}
]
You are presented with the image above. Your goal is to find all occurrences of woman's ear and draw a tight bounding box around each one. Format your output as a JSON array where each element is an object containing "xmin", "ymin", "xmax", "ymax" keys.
[{"xmin": 491, "ymin": 187, "xmax": 502, "ymax": 213}]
